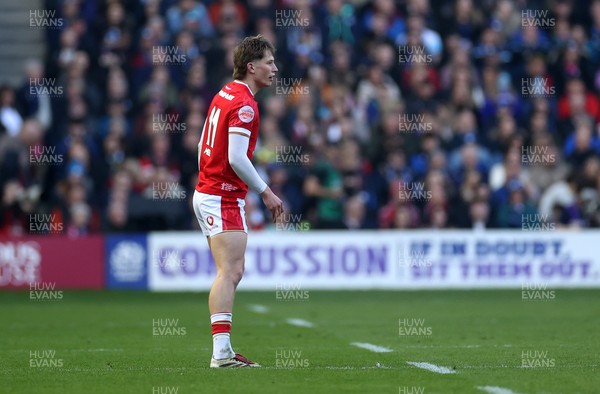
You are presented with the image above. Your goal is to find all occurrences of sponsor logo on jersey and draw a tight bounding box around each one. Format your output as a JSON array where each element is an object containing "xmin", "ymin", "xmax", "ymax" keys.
[
  {"xmin": 219, "ymin": 90, "xmax": 234, "ymax": 101},
  {"xmin": 238, "ymin": 105, "xmax": 255, "ymax": 123},
  {"xmin": 221, "ymin": 183, "xmax": 238, "ymax": 191}
]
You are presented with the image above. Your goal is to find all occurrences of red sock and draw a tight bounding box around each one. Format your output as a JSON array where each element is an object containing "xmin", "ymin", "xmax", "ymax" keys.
[{"xmin": 210, "ymin": 312, "xmax": 232, "ymax": 335}]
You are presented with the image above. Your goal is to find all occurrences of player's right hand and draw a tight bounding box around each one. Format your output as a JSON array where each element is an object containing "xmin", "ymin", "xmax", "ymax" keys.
[{"xmin": 260, "ymin": 186, "xmax": 283, "ymax": 223}]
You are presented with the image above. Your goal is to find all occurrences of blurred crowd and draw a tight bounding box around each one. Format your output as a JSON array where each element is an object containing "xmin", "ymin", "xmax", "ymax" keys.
[{"xmin": 1, "ymin": 0, "xmax": 600, "ymax": 235}]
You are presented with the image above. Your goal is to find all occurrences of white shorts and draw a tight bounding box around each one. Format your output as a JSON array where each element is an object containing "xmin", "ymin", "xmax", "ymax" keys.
[{"xmin": 193, "ymin": 191, "xmax": 248, "ymax": 237}]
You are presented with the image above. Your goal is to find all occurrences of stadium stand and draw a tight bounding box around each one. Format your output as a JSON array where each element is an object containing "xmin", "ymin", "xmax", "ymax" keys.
[{"xmin": 1, "ymin": 0, "xmax": 600, "ymax": 235}]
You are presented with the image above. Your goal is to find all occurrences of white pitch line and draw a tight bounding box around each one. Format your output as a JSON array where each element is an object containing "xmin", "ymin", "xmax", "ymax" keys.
[
  {"xmin": 247, "ymin": 304, "xmax": 269, "ymax": 314},
  {"xmin": 402, "ymin": 344, "xmax": 480, "ymax": 349},
  {"xmin": 477, "ymin": 386, "xmax": 522, "ymax": 394},
  {"xmin": 325, "ymin": 365, "xmax": 393, "ymax": 370},
  {"xmin": 460, "ymin": 364, "xmax": 597, "ymax": 369},
  {"xmin": 406, "ymin": 361, "xmax": 456, "ymax": 374},
  {"xmin": 350, "ymin": 342, "xmax": 393, "ymax": 353},
  {"xmin": 7, "ymin": 367, "xmax": 193, "ymax": 372},
  {"xmin": 286, "ymin": 318, "xmax": 314, "ymax": 328},
  {"xmin": 325, "ymin": 366, "xmax": 356, "ymax": 370}
]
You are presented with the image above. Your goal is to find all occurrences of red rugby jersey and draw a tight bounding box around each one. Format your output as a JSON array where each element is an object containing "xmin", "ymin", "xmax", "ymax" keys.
[{"xmin": 196, "ymin": 80, "xmax": 259, "ymax": 199}]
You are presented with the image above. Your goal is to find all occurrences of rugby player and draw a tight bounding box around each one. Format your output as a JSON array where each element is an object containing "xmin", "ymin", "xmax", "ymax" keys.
[{"xmin": 193, "ymin": 35, "xmax": 283, "ymax": 368}]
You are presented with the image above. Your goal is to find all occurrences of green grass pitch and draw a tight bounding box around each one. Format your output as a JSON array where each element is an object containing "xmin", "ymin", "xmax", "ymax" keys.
[{"xmin": 0, "ymin": 290, "xmax": 598, "ymax": 393}]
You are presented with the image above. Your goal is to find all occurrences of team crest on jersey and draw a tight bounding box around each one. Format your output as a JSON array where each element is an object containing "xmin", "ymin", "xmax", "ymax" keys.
[
  {"xmin": 207, "ymin": 216, "xmax": 214, "ymax": 225},
  {"xmin": 238, "ymin": 105, "xmax": 255, "ymax": 123}
]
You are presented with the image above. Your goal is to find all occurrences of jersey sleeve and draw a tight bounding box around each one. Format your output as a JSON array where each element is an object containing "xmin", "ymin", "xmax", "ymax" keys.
[{"xmin": 228, "ymin": 99, "xmax": 258, "ymax": 138}]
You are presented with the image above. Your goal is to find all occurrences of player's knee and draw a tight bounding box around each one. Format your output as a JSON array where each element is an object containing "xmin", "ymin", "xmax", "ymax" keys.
[
  {"xmin": 231, "ymin": 263, "xmax": 244, "ymax": 286},
  {"xmin": 221, "ymin": 260, "xmax": 244, "ymax": 285}
]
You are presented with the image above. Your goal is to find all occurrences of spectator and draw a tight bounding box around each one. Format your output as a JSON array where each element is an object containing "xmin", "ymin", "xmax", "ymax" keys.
[
  {"xmin": 469, "ymin": 198, "xmax": 491, "ymax": 230},
  {"xmin": 379, "ymin": 180, "xmax": 420, "ymax": 229},
  {"xmin": 98, "ymin": 1, "xmax": 132, "ymax": 69},
  {"xmin": 564, "ymin": 117, "xmax": 600, "ymax": 167},
  {"xmin": 303, "ymin": 145, "xmax": 344, "ymax": 229},
  {"xmin": 16, "ymin": 59, "xmax": 52, "ymax": 130},
  {"xmin": 343, "ymin": 194, "xmax": 366, "ymax": 230},
  {"xmin": 166, "ymin": 0, "xmax": 213, "ymax": 39},
  {"xmin": 496, "ymin": 180, "xmax": 538, "ymax": 228},
  {"xmin": 0, "ymin": 85, "xmax": 23, "ymax": 136},
  {"xmin": 66, "ymin": 202, "xmax": 92, "ymax": 237}
]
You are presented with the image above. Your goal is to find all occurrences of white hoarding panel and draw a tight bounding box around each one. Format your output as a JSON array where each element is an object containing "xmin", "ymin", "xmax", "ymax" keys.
[{"xmin": 148, "ymin": 231, "xmax": 600, "ymax": 290}]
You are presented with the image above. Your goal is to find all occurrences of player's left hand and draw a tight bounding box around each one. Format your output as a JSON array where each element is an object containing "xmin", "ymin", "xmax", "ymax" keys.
[{"xmin": 260, "ymin": 186, "xmax": 283, "ymax": 222}]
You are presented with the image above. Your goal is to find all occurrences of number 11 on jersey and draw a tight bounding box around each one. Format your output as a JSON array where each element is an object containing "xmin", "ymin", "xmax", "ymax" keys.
[{"xmin": 202, "ymin": 106, "xmax": 221, "ymax": 157}]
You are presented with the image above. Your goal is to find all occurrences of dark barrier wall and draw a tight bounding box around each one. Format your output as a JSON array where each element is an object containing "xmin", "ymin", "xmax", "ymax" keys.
[{"xmin": 0, "ymin": 236, "xmax": 104, "ymax": 289}]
